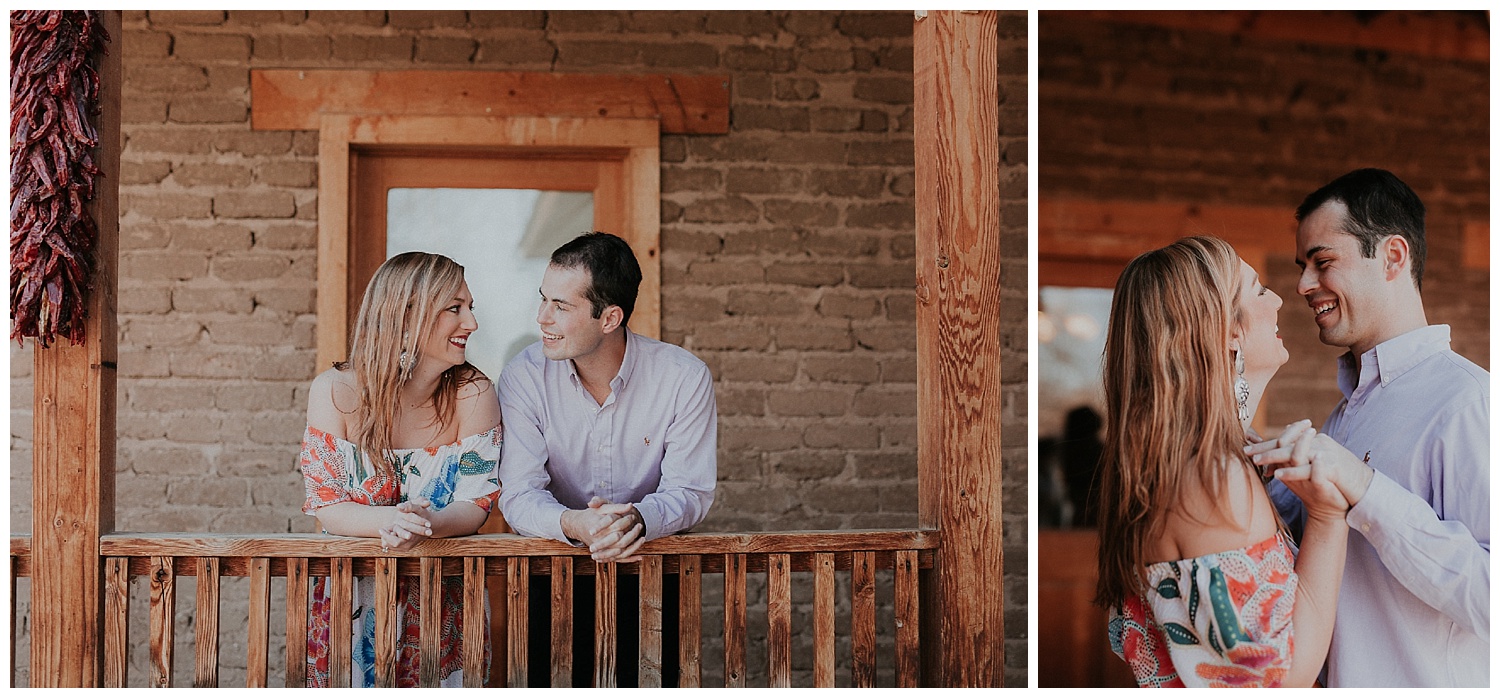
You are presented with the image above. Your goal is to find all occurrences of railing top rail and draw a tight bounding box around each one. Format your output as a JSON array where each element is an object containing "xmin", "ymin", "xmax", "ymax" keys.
[{"xmin": 12, "ymin": 529, "xmax": 936, "ymax": 559}]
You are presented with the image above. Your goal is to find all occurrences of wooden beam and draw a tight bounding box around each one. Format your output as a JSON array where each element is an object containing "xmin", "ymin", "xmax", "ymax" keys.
[
  {"xmin": 1063, "ymin": 10, "xmax": 1489, "ymax": 63},
  {"xmin": 30, "ymin": 10, "xmax": 120, "ymax": 687},
  {"xmin": 251, "ymin": 70, "xmax": 730, "ymax": 134},
  {"xmin": 1463, "ymin": 221, "xmax": 1489, "ymax": 270},
  {"xmin": 914, "ymin": 10, "xmax": 1004, "ymax": 687}
]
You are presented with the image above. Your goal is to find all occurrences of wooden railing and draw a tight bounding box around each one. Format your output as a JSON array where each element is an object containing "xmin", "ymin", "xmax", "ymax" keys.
[{"xmin": 11, "ymin": 530, "xmax": 936, "ymax": 688}]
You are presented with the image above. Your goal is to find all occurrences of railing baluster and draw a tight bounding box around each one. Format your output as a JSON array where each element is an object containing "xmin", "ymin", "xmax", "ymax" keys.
[
  {"xmin": 373, "ymin": 557, "xmax": 398, "ymax": 687},
  {"xmin": 895, "ymin": 550, "xmax": 919, "ymax": 687},
  {"xmin": 594, "ymin": 561, "xmax": 617, "ymax": 688},
  {"xmin": 419, "ymin": 557, "xmax": 441, "ymax": 687},
  {"xmin": 551, "ymin": 556, "xmax": 573, "ymax": 687},
  {"xmin": 284, "ymin": 557, "xmax": 308, "ymax": 687},
  {"xmin": 505, "ymin": 556, "xmax": 528, "ymax": 687},
  {"xmin": 852, "ymin": 551, "xmax": 876, "ymax": 687},
  {"xmin": 149, "ymin": 556, "xmax": 175, "ymax": 688},
  {"xmin": 679, "ymin": 554, "xmax": 702, "ymax": 688},
  {"xmin": 247, "ymin": 557, "xmax": 271, "ymax": 687},
  {"xmin": 329, "ymin": 557, "xmax": 353, "ymax": 688},
  {"xmin": 723, "ymin": 553, "xmax": 746, "ymax": 687},
  {"xmin": 768, "ymin": 553, "xmax": 792, "ymax": 687},
  {"xmin": 639, "ymin": 555, "xmax": 664, "ymax": 687},
  {"xmin": 462, "ymin": 556, "xmax": 486, "ymax": 687},
  {"xmin": 813, "ymin": 552, "xmax": 836, "ymax": 687},
  {"xmin": 104, "ymin": 556, "xmax": 129, "ymax": 688},
  {"xmin": 194, "ymin": 557, "xmax": 221, "ymax": 687}
]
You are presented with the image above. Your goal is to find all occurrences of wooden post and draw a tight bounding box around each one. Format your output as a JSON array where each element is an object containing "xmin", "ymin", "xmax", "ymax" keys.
[
  {"xmin": 913, "ymin": 10, "xmax": 1004, "ymax": 687},
  {"xmin": 29, "ymin": 10, "xmax": 121, "ymax": 687}
]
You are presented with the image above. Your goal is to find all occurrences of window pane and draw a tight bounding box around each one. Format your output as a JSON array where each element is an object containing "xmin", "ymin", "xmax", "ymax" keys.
[
  {"xmin": 387, "ymin": 188, "xmax": 593, "ymax": 381},
  {"xmin": 1038, "ymin": 286, "xmax": 1112, "ymax": 529}
]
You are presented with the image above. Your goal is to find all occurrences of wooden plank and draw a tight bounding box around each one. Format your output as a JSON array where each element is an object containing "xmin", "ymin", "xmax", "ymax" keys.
[
  {"xmin": 419, "ymin": 557, "xmax": 441, "ymax": 687},
  {"xmin": 852, "ymin": 551, "xmax": 876, "ymax": 688},
  {"xmin": 251, "ymin": 69, "xmax": 730, "ymax": 134},
  {"xmin": 284, "ymin": 557, "xmax": 308, "ymax": 687},
  {"xmin": 149, "ymin": 556, "xmax": 175, "ymax": 688},
  {"xmin": 914, "ymin": 10, "xmax": 1005, "ymax": 687},
  {"xmin": 594, "ymin": 562, "xmax": 617, "ymax": 688},
  {"xmin": 813, "ymin": 552, "xmax": 836, "ymax": 688},
  {"xmin": 551, "ymin": 557, "xmax": 574, "ymax": 687},
  {"xmin": 373, "ymin": 557, "xmax": 398, "ymax": 688},
  {"xmin": 316, "ymin": 114, "xmax": 353, "ymax": 371},
  {"xmin": 623, "ymin": 137, "xmax": 662, "ymax": 340},
  {"xmin": 28, "ymin": 10, "xmax": 121, "ymax": 688},
  {"xmin": 895, "ymin": 550, "xmax": 920, "ymax": 687},
  {"xmin": 767, "ymin": 553, "xmax": 792, "ymax": 688},
  {"xmin": 723, "ymin": 553, "xmax": 746, "ymax": 687},
  {"xmin": 329, "ymin": 557, "xmax": 353, "ymax": 688},
  {"xmin": 103, "ymin": 557, "xmax": 129, "ymax": 688},
  {"xmin": 99, "ymin": 529, "xmax": 938, "ymax": 558},
  {"xmin": 505, "ymin": 557, "xmax": 528, "ymax": 687},
  {"xmin": 463, "ymin": 556, "xmax": 486, "ymax": 688},
  {"xmin": 194, "ymin": 557, "xmax": 221, "ymax": 687},
  {"xmin": 678, "ymin": 555, "xmax": 702, "ymax": 688},
  {"xmin": 639, "ymin": 555, "xmax": 663, "ymax": 687},
  {"xmin": 247, "ymin": 558, "xmax": 271, "ymax": 688}
]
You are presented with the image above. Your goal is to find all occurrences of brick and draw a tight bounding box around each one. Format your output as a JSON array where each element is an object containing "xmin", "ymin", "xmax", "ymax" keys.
[
  {"xmin": 809, "ymin": 108, "xmax": 862, "ymax": 133},
  {"xmin": 245, "ymin": 411, "xmax": 306, "ymax": 445},
  {"xmin": 122, "ymin": 95, "xmax": 169, "ymax": 124},
  {"xmin": 168, "ymin": 96, "xmax": 248, "ymax": 124},
  {"xmin": 690, "ymin": 323, "xmax": 771, "ymax": 351},
  {"xmin": 714, "ymin": 482, "xmax": 800, "ymax": 514},
  {"xmin": 803, "ymin": 231, "xmax": 881, "ymax": 257},
  {"xmin": 660, "ymin": 292, "xmax": 726, "ymax": 324},
  {"xmin": 881, "ymin": 420, "xmax": 917, "ymax": 449},
  {"xmin": 854, "ymin": 452, "xmax": 914, "ymax": 480},
  {"xmin": 149, "ymin": 10, "xmax": 225, "ymax": 26},
  {"xmin": 116, "ymin": 474, "xmax": 172, "ymax": 505},
  {"xmin": 878, "ymin": 484, "xmax": 916, "ymax": 512},
  {"xmin": 307, "ymin": 10, "xmax": 387, "ymax": 27},
  {"xmin": 256, "ymin": 161, "xmax": 316, "ymax": 188},
  {"xmin": 764, "ymin": 200, "xmax": 838, "ymax": 227},
  {"xmin": 885, "ymin": 292, "xmax": 916, "ymax": 322},
  {"xmin": 548, "ymin": 10, "xmax": 625, "ymax": 32},
  {"xmin": 639, "ymin": 42, "xmax": 719, "ymax": 68},
  {"xmin": 124, "ymin": 30, "xmax": 172, "ymax": 59},
  {"xmin": 388, "ymin": 10, "xmax": 468, "ymax": 29},
  {"xmin": 211, "ymin": 252, "xmax": 294, "ymax": 282},
  {"xmin": 252, "ymin": 34, "xmax": 332, "ymax": 61},
  {"xmin": 703, "ymin": 11, "xmax": 778, "ymax": 35},
  {"xmin": 773, "ymin": 322, "xmax": 853, "ymax": 351},
  {"xmin": 470, "ymin": 10, "xmax": 546, "ymax": 29},
  {"xmin": 683, "ymin": 197, "xmax": 759, "ymax": 224},
  {"xmin": 556, "ymin": 41, "xmax": 639, "ymax": 66},
  {"xmin": 848, "ymin": 263, "xmax": 915, "ymax": 289},
  {"xmin": 851, "ymin": 387, "xmax": 917, "ymax": 417},
  {"xmin": 662, "ymin": 168, "xmax": 722, "ymax": 193},
  {"xmin": 880, "ymin": 356, "xmax": 917, "ymax": 383},
  {"xmin": 173, "ymin": 163, "xmax": 253, "ymax": 188},
  {"xmin": 213, "ymin": 131, "xmax": 293, "ymax": 156},
  {"xmin": 172, "ymin": 286, "xmax": 254, "ymax": 314},
  {"xmin": 837, "ymin": 12, "xmax": 911, "ymax": 39},
  {"xmin": 816, "ymin": 292, "xmax": 881, "ymax": 319},
  {"xmin": 801, "ymin": 48, "xmax": 854, "ymax": 73},
  {"xmin": 124, "ymin": 316, "xmax": 204, "ymax": 346},
  {"xmin": 226, "ymin": 10, "xmax": 305, "ymax": 26},
  {"xmin": 715, "ymin": 387, "xmax": 766, "ymax": 417},
  {"xmin": 332, "ymin": 35, "xmax": 413, "ymax": 62},
  {"xmin": 416, "ymin": 37, "xmax": 476, "ymax": 63},
  {"xmin": 121, "ymin": 252, "xmax": 208, "ymax": 282},
  {"xmin": 686, "ymin": 260, "xmax": 764, "ymax": 285},
  {"xmin": 131, "ymin": 380, "xmax": 215, "ymax": 411},
  {"xmin": 717, "ymin": 449, "xmax": 765, "ymax": 482},
  {"xmin": 724, "ymin": 46, "xmax": 795, "ymax": 72},
  {"xmin": 773, "ymin": 451, "xmax": 847, "ymax": 480},
  {"xmin": 173, "ymin": 33, "xmax": 251, "ymax": 61},
  {"xmin": 713, "ymin": 353, "xmax": 797, "ymax": 383},
  {"xmin": 170, "ymin": 478, "xmax": 249, "ymax": 506},
  {"xmin": 126, "ymin": 445, "xmax": 211, "ymax": 475},
  {"xmin": 774, "ymin": 78, "xmax": 821, "ymax": 101},
  {"xmin": 214, "ymin": 190, "xmax": 297, "ymax": 219},
  {"xmin": 806, "ymin": 169, "xmax": 884, "ymax": 198},
  {"xmin": 732, "ymin": 105, "xmax": 809, "ymax": 132},
  {"xmin": 119, "ymin": 347, "xmax": 172, "ymax": 378},
  {"xmin": 206, "ymin": 317, "xmax": 291, "ymax": 346},
  {"xmin": 475, "ymin": 37, "xmax": 557, "ymax": 66},
  {"xmin": 253, "ymin": 287, "xmax": 315, "ymax": 315},
  {"xmin": 766, "ymin": 262, "xmax": 844, "ymax": 287},
  {"xmin": 802, "ymin": 355, "xmax": 879, "ymax": 383},
  {"xmin": 127, "ymin": 127, "xmax": 214, "ymax": 155},
  {"xmin": 847, "ymin": 141, "xmax": 915, "ymax": 167},
  {"xmin": 768, "ymin": 388, "xmax": 849, "ymax": 417},
  {"xmin": 721, "ymin": 425, "xmax": 802, "ymax": 452},
  {"xmin": 726, "ymin": 290, "xmax": 808, "ymax": 318},
  {"xmin": 121, "ymin": 160, "xmax": 172, "ymax": 186},
  {"xmin": 803, "ymin": 423, "xmax": 880, "ymax": 450},
  {"xmin": 125, "ymin": 63, "xmax": 209, "ymax": 92},
  {"xmin": 690, "ymin": 135, "xmax": 845, "ymax": 165},
  {"xmin": 123, "ymin": 191, "xmax": 215, "ymax": 220},
  {"xmin": 861, "ymin": 110, "xmax": 891, "ymax": 132},
  {"xmin": 734, "ymin": 74, "xmax": 772, "ymax": 100},
  {"xmin": 725, "ymin": 168, "xmax": 803, "ymax": 195},
  {"xmin": 854, "ymin": 326, "xmax": 915, "ymax": 352}
]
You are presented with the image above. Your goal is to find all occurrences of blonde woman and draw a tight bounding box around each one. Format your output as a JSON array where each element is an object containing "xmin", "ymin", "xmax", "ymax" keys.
[
  {"xmin": 1097, "ymin": 236, "xmax": 1348, "ymax": 687},
  {"xmin": 299, "ymin": 251, "xmax": 501, "ymax": 687}
]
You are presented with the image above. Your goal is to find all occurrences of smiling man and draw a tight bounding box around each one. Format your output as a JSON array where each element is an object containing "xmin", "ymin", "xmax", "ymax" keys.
[
  {"xmin": 1254, "ymin": 169, "xmax": 1489, "ymax": 686},
  {"xmin": 498, "ymin": 231, "xmax": 717, "ymax": 686}
]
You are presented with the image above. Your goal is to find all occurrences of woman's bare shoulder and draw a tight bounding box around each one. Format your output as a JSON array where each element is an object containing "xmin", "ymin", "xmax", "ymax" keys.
[
  {"xmin": 456, "ymin": 369, "xmax": 500, "ymax": 435},
  {"xmin": 307, "ymin": 366, "xmax": 359, "ymax": 437},
  {"xmin": 1154, "ymin": 459, "xmax": 1277, "ymax": 563}
]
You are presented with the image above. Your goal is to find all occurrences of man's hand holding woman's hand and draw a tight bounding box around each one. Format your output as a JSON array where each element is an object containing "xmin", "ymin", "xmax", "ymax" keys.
[
  {"xmin": 1246, "ymin": 419, "xmax": 1374, "ymax": 519},
  {"xmin": 379, "ymin": 497, "xmax": 434, "ymax": 552}
]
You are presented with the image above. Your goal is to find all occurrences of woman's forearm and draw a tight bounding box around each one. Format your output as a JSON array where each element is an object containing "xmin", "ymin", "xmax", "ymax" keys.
[
  {"xmin": 426, "ymin": 501, "xmax": 487, "ymax": 538},
  {"xmin": 1286, "ymin": 514, "xmax": 1349, "ymax": 687},
  {"xmin": 314, "ymin": 500, "xmax": 487, "ymax": 539}
]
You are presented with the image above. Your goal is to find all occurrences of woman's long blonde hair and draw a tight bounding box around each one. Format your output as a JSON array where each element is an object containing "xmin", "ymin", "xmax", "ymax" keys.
[
  {"xmin": 1094, "ymin": 236, "xmax": 1252, "ymax": 610},
  {"xmin": 341, "ymin": 251, "xmax": 478, "ymax": 475}
]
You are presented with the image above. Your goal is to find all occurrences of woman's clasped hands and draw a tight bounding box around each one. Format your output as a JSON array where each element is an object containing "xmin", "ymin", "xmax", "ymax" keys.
[{"xmin": 379, "ymin": 497, "xmax": 435, "ymax": 552}]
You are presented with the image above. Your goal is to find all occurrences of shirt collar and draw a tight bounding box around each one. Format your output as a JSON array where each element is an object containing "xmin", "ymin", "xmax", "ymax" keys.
[
  {"xmin": 565, "ymin": 325, "xmax": 636, "ymax": 390},
  {"xmin": 1335, "ymin": 324, "xmax": 1452, "ymax": 398}
]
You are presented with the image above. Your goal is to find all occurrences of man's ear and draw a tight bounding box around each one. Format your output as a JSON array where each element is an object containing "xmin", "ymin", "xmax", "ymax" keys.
[
  {"xmin": 599, "ymin": 305, "xmax": 625, "ymax": 334},
  {"xmin": 1382, "ymin": 235, "xmax": 1411, "ymax": 282}
]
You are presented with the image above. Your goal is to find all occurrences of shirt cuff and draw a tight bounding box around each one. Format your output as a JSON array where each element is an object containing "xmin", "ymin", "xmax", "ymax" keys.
[
  {"xmin": 634, "ymin": 501, "xmax": 664, "ymax": 542},
  {"xmin": 1346, "ymin": 470, "xmax": 1400, "ymax": 541}
]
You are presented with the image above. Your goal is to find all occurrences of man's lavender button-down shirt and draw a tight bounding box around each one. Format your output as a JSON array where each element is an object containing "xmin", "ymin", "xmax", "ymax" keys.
[
  {"xmin": 1270, "ymin": 324, "xmax": 1489, "ymax": 686},
  {"xmin": 497, "ymin": 328, "xmax": 717, "ymax": 544}
]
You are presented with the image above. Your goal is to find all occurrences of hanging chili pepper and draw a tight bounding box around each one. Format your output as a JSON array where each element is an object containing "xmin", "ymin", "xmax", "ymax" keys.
[{"xmin": 9, "ymin": 10, "xmax": 109, "ymax": 347}]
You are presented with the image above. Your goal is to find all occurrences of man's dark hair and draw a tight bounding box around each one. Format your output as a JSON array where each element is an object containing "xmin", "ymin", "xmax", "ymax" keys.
[
  {"xmin": 1295, "ymin": 168, "xmax": 1426, "ymax": 289},
  {"xmin": 550, "ymin": 231, "xmax": 642, "ymax": 324}
]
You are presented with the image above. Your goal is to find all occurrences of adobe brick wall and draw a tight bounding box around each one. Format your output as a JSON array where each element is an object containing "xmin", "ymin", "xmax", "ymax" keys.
[
  {"xmin": 9, "ymin": 10, "xmax": 1027, "ymax": 687},
  {"xmin": 1038, "ymin": 13, "xmax": 1489, "ymax": 431}
]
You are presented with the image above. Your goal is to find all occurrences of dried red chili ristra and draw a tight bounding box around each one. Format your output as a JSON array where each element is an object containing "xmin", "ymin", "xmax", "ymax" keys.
[{"xmin": 9, "ymin": 10, "xmax": 109, "ymax": 347}]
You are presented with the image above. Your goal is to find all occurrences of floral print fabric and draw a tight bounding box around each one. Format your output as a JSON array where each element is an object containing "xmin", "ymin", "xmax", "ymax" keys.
[
  {"xmin": 1108, "ymin": 534, "xmax": 1298, "ymax": 687},
  {"xmin": 300, "ymin": 425, "xmax": 502, "ymax": 687}
]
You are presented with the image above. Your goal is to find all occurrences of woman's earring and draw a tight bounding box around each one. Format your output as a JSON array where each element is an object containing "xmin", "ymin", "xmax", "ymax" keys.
[
  {"xmin": 398, "ymin": 333, "xmax": 411, "ymax": 374},
  {"xmin": 1234, "ymin": 348, "xmax": 1250, "ymax": 422}
]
